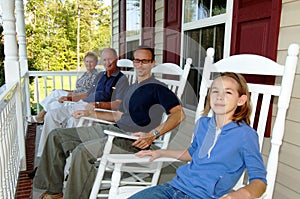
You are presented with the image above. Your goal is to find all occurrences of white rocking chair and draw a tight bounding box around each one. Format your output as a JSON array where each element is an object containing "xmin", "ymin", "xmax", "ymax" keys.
[
  {"xmin": 95, "ymin": 43, "xmax": 299, "ymax": 199},
  {"xmin": 116, "ymin": 59, "xmax": 136, "ymax": 86}
]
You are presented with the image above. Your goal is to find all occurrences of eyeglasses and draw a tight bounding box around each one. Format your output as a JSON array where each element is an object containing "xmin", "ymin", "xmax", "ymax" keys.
[{"xmin": 133, "ymin": 59, "xmax": 153, "ymax": 64}]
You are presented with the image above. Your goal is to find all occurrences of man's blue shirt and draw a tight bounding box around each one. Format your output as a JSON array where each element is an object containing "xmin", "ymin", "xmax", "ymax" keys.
[{"xmin": 85, "ymin": 68, "xmax": 129, "ymax": 103}]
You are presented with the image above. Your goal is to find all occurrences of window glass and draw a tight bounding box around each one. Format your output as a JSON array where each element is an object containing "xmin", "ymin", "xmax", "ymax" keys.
[
  {"xmin": 200, "ymin": 0, "xmax": 210, "ymax": 19},
  {"xmin": 127, "ymin": 40, "xmax": 139, "ymax": 60},
  {"xmin": 126, "ymin": 0, "xmax": 140, "ymax": 37},
  {"xmin": 184, "ymin": 0, "xmax": 198, "ymax": 23},
  {"xmin": 183, "ymin": 24, "xmax": 225, "ymax": 106},
  {"xmin": 182, "ymin": 0, "xmax": 228, "ymax": 109},
  {"xmin": 184, "ymin": 0, "xmax": 227, "ymax": 23},
  {"xmin": 212, "ymin": 0, "xmax": 226, "ymax": 16},
  {"xmin": 184, "ymin": 0, "xmax": 209, "ymax": 23}
]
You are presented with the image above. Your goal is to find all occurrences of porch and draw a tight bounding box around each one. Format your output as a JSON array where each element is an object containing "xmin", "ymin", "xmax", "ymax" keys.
[
  {"xmin": 1, "ymin": 0, "xmax": 300, "ymax": 198},
  {"xmin": 0, "ymin": 58, "xmax": 196, "ymax": 198},
  {"xmin": 11, "ymin": 91, "xmax": 195, "ymax": 199}
]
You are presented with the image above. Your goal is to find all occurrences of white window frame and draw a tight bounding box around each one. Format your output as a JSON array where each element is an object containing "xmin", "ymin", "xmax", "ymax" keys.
[
  {"xmin": 179, "ymin": 0, "xmax": 234, "ymax": 109},
  {"xmin": 126, "ymin": 0, "xmax": 142, "ymax": 45},
  {"xmin": 180, "ymin": 0, "xmax": 234, "ymax": 66}
]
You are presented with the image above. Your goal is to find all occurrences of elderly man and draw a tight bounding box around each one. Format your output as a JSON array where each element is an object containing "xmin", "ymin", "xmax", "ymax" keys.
[
  {"xmin": 36, "ymin": 48, "xmax": 129, "ymax": 157},
  {"xmin": 33, "ymin": 45, "xmax": 186, "ymax": 199}
]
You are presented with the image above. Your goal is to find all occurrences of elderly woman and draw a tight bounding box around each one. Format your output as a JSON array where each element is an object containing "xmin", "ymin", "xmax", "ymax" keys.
[{"xmin": 28, "ymin": 51, "xmax": 99, "ymax": 123}]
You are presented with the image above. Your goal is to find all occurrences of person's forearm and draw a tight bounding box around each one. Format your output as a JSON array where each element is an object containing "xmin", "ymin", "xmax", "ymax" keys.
[
  {"xmin": 239, "ymin": 179, "xmax": 266, "ymax": 198},
  {"xmin": 159, "ymin": 149, "xmax": 191, "ymax": 161},
  {"xmin": 67, "ymin": 92, "xmax": 88, "ymax": 102},
  {"xmin": 96, "ymin": 100, "xmax": 122, "ymax": 110},
  {"xmin": 155, "ymin": 105, "xmax": 186, "ymax": 137},
  {"xmin": 94, "ymin": 111, "xmax": 123, "ymax": 122}
]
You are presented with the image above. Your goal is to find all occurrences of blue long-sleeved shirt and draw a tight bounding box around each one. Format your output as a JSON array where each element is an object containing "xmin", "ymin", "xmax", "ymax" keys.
[{"xmin": 170, "ymin": 117, "xmax": 267, "ymax": 199}]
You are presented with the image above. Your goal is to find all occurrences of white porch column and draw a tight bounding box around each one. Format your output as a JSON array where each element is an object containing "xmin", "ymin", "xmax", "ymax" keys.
[
  {"xmin": 1, "ymin": 0, "xmax": 19, "ymax": 82},
  {"xmin": 1, "ymin": 0, "xmax": 26, "ymax": 170},
  {"xmin": 16, "ymin": 0, "xmax": 28, "ymax": 73},
  {"xmin": 15, "ymin": 0, "xmax": 31, "ymax": 120}
]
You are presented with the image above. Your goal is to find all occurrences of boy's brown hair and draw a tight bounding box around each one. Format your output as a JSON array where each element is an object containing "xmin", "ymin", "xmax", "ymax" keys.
[{"xmin": 202, "ymin": 72, "xmax": 252, "ymax": 125}]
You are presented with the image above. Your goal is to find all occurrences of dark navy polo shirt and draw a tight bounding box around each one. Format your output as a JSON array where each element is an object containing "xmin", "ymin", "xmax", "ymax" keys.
[
  {"xmin": 116, "ymin": 76, "xmax": 180, "ymax": 133},
  {"xmin": 85, "ymin": 68, "xmax": 129, "ymax": 103}
]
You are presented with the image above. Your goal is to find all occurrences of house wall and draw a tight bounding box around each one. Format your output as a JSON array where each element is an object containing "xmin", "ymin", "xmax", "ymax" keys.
[
  {"xmin": 111, "ymin": 1, "xmax": 300, "ymax": 197},
  {"xmin": 111, "ymin": 0, "xmax": 165, "ymax": 63},
  {"xmin": 168, "ymin": 108, "xmax": 195, "ymax": 150},
  {"xmin": 272, "ymin": 0, "xmax": 300, "ymax": 198},
  {"xmin": 154, "ymin": 0, "xmax": 164, "ymax": 64}
]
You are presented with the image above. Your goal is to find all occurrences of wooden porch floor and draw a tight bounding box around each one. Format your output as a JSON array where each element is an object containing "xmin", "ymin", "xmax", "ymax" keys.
[
  {"xmin": 15, "ymin": 123, "xmax": 38, "ymax": 199},
  {"xmin": 14, "ymin": 111, "xmax": 194, "ymax": 198},
  {"xmin": 13, "ymin": 124, "xmax": 177, "ymax": 199}
]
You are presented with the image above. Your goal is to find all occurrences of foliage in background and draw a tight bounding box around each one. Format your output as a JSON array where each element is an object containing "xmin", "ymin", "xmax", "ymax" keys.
[{"xmin": 25, "ymin": 0, "xmax": 111, "ymax": 71}]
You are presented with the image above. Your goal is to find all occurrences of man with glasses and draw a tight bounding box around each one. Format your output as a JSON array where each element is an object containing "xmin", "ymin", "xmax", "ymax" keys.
[{"xmin": 33, "ymin": 45, "xmax": 186, "ymax": 199}]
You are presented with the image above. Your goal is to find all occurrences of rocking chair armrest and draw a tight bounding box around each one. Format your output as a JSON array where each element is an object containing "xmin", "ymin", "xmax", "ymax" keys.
[
  {"xmin": 104, "ymin": 130, "xmax": 139, "ymax": 140},
  {"xmin": 79, "ymin": 116, "xmax": 115, "ymax": 125},
  {"xmin": 103, "ymin": 130, "xmax": 165, "ymax": 144},
  {"xmin": 94, "ymin": 108, "xmax": 116, "ymax": 113},
  {"xmin": 107, "ymin": 154, "xmax": 180, "ymax": 164}
]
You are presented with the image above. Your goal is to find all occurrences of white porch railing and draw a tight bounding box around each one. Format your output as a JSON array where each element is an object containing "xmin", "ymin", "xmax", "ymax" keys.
[
  {"xmin": 27, "ymin": 71, "xmax": 84, "ymax": 114},
  {"xmin": 0, "ymin": 81, "xmax": 23, "ymax": 198},
  {"xmin": 0, "ymin": 70, "xmax": 86, "ymax": 197}
]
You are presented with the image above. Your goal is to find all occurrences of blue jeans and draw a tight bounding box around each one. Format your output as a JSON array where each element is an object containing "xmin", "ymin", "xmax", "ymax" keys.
[{"xmin": 129, "ymin": 183, "xmax": 193, "ymax": 199}]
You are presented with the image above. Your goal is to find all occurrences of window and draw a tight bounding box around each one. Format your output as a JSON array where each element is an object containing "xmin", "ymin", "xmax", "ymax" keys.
[
  {"xmin": 184, "ymin": 0, "xmax": 226, "ymax": 23},
  {"xmin": 181, "ymin": 0, "xmax": 232, "ymax": 109},
  {"xmin": 126, "ymin": 0, "xmax": 141, "ymax": 56},
  {"xmin": 126, "ymin": 40, "xmax": 139, "ymax": 60}
]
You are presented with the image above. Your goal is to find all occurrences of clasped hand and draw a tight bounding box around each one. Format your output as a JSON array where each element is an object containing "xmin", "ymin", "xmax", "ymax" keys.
[
  {"xmin": 85, "ymin": 102, "xmax": 96, "ymax": 110},
  {"xmin": 72, "ymin": 110, "xmax": 94, "ymax": 119},
  {"xmin": 58, "ymin": 96, "xmax": 71, "ymax": 103},
  {"xmin": 131, "ymin": 132, "xmax": 156, "ymax": 149}
]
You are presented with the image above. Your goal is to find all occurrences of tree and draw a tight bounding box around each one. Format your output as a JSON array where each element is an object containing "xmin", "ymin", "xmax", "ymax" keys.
[{"xmin": 25, "ymin": 0, "xmax": 111, "ymax": 71}]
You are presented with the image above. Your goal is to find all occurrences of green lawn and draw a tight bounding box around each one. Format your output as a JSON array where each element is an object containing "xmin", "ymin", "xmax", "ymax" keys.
[
  {"xmin": 28, "ymin": 67, "xmax": 104, "ymax": 114},
  {"xmin": 30, "ymin": 75, "xmax": 78, "ymax": 102}
]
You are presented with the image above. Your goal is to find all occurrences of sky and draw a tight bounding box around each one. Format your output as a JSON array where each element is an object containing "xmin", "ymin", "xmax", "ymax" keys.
[{"xmin": 103, "ymin": 0, "xmax": 111, "ymax": 6}]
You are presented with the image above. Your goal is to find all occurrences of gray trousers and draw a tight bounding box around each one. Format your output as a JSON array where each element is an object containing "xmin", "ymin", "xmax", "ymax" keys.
[
  {"xmin": 33, "ymin": 124, "xmax": 139, "ymax": 199},
  {"xmin": 37, "ymin": 100, "xmax": 88, "ymax": 157}
]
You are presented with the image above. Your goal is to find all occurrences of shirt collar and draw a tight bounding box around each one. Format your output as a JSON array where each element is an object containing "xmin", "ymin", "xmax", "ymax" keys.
[
  {"xmin": 218, "ymin": 117, "xmax": 246, "ymax": 132},
  {"xmin": 103, "ymin": 68, "xmax": 120, "ymax": 77}
]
